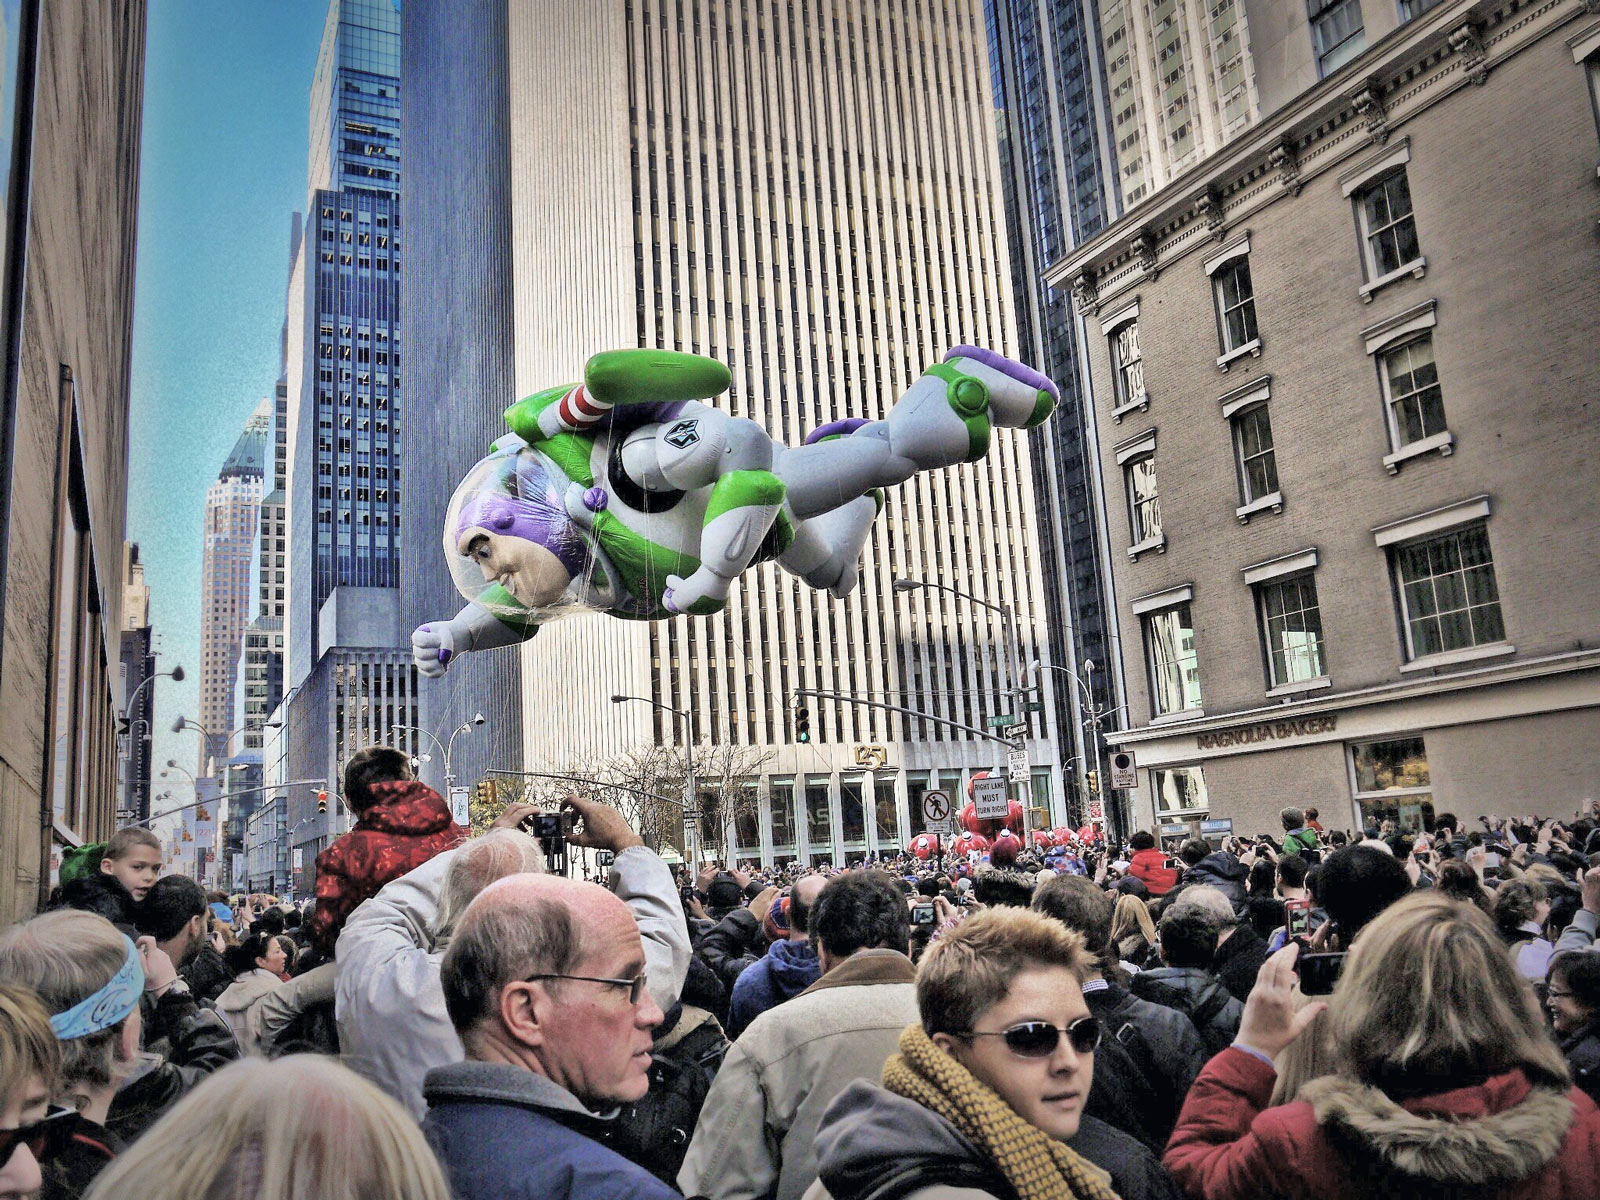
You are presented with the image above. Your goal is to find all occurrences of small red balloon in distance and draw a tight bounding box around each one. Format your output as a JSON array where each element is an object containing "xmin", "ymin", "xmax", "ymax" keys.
[
  {"xmin": 991, "ymin": 831, "xmax": 1023, "ymax": 865},
  {"xmin": 1029, "ymin": 829, "xmax": 1054, "ymax": 850},
  {"xmin": 910, "ymin": 833, "xmax": 939, "ymax": 861},
  {"xmin": 1051, "ymin": 826, "xmax": 1076, "ymax": 846}
]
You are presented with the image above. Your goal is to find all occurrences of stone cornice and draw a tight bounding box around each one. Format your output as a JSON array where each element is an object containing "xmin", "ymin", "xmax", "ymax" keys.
[{"xmin": 1047, "ymin": 0, "xmax": 1577, "ymax": 306}]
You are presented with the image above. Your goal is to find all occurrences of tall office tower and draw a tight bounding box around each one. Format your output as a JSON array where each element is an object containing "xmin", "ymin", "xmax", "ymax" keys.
[
  {"xmin": 118, "ymin": 543, "xmax": 155, "ymax": 826},
  {"xmin": 237, "ymin": 377, "xmax": 288, "ymax": 746},
  {"xmin": 1098, "ymin": 0, "xmax": 1259, "ymax": 206},
  {"xmin": 198, "ymin": 401, "xmax": 269, "ymax": 774},
  {"xmin": 984, "ymin": 0, "xmax": 1126, "ymax": 831},
  {"xmin": 283, "ymin": 0, "xmax": 416, "ymax": 882},
  {"xmin": 287, "ymin": 0, "xmax": 402, "ymax": 684},
  {"xmin": 406, "ymin": 0, "xmax": 1064, "ymax": 865}
]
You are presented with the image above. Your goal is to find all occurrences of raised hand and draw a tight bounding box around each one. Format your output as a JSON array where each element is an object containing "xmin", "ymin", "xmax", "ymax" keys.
[{"xmin": 1236, "ymin": 944, "xmax": 1326, "ymax": 1060}]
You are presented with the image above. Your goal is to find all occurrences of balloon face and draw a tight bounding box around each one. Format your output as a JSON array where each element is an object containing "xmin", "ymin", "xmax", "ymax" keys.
[{"xmin": 444, "ymin": 444, "xmax": 595, "ymax": 622}]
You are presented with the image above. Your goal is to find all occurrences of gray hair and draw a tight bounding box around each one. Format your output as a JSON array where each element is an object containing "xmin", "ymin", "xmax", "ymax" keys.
[
  {"xmin": 434, "ymin": 830, "xmax": 545, "ymax": 943},
  {"xmin": 439, "ymin": 879, "xmax": 583, "ymax": 1038},
  {"xmin": 1168, "ymin": 883, "xmax": 1237, "ymax": 927}
]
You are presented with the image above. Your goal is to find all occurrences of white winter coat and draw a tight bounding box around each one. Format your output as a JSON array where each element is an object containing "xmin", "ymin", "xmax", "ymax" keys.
[{"xmin": 335, "ymin": 843, "xmax": 690, "ymax": 1119}]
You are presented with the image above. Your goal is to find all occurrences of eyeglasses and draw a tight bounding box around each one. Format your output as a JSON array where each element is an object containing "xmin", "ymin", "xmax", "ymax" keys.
[
  {"xmin": 0, "ymin": 1108, "xmax": 81, "ymax": 1167},
  {"xmin": 957, "ymin": 1015, "xmax": 1103, "ymax": 1059},
  {"xmin": 523, "ymin": 971, "xmax": 649, "ymax": 1005}
]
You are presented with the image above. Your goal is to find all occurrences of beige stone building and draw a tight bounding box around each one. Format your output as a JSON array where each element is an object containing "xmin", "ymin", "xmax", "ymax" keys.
[
  {"xmin": 1049, "ymin": 0, "xmax": 1600, "ymax": 838},
  {"xmin": 0, "ymin": 2, "xmax": 148, "ymax": 917}
]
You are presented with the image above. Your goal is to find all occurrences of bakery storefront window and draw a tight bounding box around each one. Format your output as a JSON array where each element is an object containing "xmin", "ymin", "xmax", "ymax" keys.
[
  {"xmin": 1154, "ymin": 766, "xmax": 1208, "ymax": 816},
  {"xmin": 1349, "ymin": 736, "xmax": 1433, "ymax": 831}
]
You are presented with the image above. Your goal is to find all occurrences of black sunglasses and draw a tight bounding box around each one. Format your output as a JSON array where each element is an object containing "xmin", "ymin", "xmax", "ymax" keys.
[
  {"xmin": 959, "ymin": 1015, "xmax": 1103, "ymax": 1059},
  {"xmin": 0, "ymin": 1107, "xmax": 81, "ymax": 1167}
]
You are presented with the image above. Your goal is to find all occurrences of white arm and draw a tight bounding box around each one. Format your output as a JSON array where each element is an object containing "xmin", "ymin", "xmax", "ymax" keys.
[
  {"xmin": 411, "ymin": 602, "xmax": 529, "ymax": 678},
  {"xmin": 607, "ymin": 845, "xmax": 691, "ymax": 1013}
]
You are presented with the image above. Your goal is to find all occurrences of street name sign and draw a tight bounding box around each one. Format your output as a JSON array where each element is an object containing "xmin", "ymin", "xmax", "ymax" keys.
[{"xmin": 987, "ymin": 713, "xmax": 1018, "ymax": 728}]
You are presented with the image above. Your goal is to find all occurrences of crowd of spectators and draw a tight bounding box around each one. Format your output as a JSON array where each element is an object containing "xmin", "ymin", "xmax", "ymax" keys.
[{"xmin": 6, "ymin": 763, "xmax": 1600, "ymax": 1199}]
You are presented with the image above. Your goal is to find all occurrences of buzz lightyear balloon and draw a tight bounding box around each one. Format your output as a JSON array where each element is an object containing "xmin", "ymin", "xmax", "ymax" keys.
[{"xmin": 412, "ymin": 346, "xmax": 1058, "ymax": 676}]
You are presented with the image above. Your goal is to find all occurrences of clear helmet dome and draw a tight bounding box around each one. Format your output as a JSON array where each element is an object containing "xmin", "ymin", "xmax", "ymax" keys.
[{"xmin": 442, "ymin": 442, "xmax": 598, "ymax": 622}]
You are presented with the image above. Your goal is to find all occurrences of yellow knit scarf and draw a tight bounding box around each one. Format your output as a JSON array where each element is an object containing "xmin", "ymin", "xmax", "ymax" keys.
[{"xmin": 881, "ymin": 1025, "xmax": 1120, "ymax": 1200}]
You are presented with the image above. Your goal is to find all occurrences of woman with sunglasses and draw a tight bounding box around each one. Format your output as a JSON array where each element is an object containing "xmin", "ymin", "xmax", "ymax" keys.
[
  {"xmin": 806, "ymin": 907, "xmax": 1181, "ymax": 1200},
  {"xmin": 0, "ymin": 984, "xmax": 76, "ymax": 1200}
]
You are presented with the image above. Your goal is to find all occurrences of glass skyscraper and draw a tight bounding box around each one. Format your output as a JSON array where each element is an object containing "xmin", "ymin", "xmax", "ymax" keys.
[
  {"xmin": 297, "ymin": 0, "xmax": 402, "ymax": 660},
  {"xmin": 984, "ymin": 0, "xmax": 1124, "ymax": 827},
  {"xmin": 282, "ymin": 0, "xmax": 418, "ymax": 883}
]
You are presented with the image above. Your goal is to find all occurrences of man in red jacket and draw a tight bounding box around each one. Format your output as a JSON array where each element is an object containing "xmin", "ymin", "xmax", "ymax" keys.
[{"xmin": 305, "ymin": 745, "xmax": 467, "ymax": 958}]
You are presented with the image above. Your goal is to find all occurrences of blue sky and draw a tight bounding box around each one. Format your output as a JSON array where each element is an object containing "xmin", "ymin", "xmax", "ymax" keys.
[{"xmin": 128, "ymin": 4, "xmax": 326, "ymax": 792}]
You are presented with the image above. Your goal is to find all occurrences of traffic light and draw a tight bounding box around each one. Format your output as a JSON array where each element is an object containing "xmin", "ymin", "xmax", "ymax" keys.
[
  {"xmin": 794, "ymin": 705, "xmax": 811, "ymax": 744},
  {"xmin": 1086, "ymin": 771, "xmax": 1099, "ymax": 795},
  {"xmin": 475, "ymin": 778, "xmax": 499, "ymax": 808},
  {"xmin": 316, "ymin": 790, "xmax": 329, "ymax": 815}
]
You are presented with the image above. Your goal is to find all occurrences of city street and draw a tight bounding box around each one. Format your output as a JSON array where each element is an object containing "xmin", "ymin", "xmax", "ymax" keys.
[{"xmin": 0, "ymin": 1, "xmax": 1595, "ymax": 1197}]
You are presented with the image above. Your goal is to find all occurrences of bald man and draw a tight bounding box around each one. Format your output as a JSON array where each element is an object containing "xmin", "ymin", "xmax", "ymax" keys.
[
  {"xmin": 725, "ymin": 873, "xmax": 827, "ymax": 1039},
  {"xmin": 679, "ymin": 871, "xmax": 918, "ymax": 1200},
  {"xmin": 422, "ymin": 872, "xmax": 679, "ymax": 1200}
]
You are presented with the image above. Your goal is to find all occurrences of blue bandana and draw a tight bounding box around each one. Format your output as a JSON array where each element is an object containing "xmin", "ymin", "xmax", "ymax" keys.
[{"xmin": 49, "ymin": 936, "xmax": 143, "ymax": 1040}]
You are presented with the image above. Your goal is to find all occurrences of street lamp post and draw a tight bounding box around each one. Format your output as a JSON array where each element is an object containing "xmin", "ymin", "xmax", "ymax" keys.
[
  {"xmin": 611, "ymin": 694, "xmax": 698, "ymax": 867},
  {"xmin": 121, "ymin": 663, "xmax": 183, "ymax": 729},
  {"xmin": 893, "ymin": 576, "xmax": 1031, "ymax": 829},
  {"xmin": 1032, "ymin": 660, "xmax": 1134, "ymax": 841},
  {"xmin": 393, "ymin": 717, "xmax": 482, "ymax": 790},
  {"xmin": 171, "ymin": 716, "xmax": 249, "ymax": 777}
]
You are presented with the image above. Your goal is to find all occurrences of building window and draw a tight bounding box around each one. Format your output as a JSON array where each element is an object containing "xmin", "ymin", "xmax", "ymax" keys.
[
  {"xmin": 1154, "ymin": 766, "xmax": 1208, "ymax": 815},
  {"xmin": 769, "ymin": 779, "xmax": 796, "ymax": 847},
  {"xmin": 1143, "ymin": 602, "xmax": 1202, "ymax": 716},
  {"xmin": 1363, "ymin": 298, "xmax": 1446, "ymax": 469},
  {"xmin": 840, "ymin": 774, "xmax": 866, "ymax": 844},
  {"xmin": 1398, "ymin": 0, "xmax": 1443, "ymax": 20},
  {"xmin": 1356, "ymin": 171, "xmax": 1421, "ymax": 282},
  {"xmin": 1349, "ymin": 736, "xmax": 1431, "ymax": 830},
  {"xmin": 1379, "ymin": 335, "xmax": 1447, "ymax": 452},
  {"xmin": 1232, "ymin": 404, "xmax": 1279, "ymax": 507},
  {"xmin": 1126, "ymin": 453, "xmax": 1161, "ymax": 547},
  {"xmin": 1391, "ymin": 523, "xmax": 1505, "ymax": 659},
  {"xmin": 805, "ymin": 776, "xmax": 831, "ymax": 856},
  {"xmin": 1309, "ymin": 0, "xmax": 1365, "ymax": 76},
  {"xmin": 1258, "ymin": 573, "xmax": 1327, "ymax": 688},
  {"xmin": 1106, "ymin": 311, "xmax": 1147, "ymax": 416},
  {"xmin": 1211, "ymin": 257, "xmax": 1259, "ymax": 360}
]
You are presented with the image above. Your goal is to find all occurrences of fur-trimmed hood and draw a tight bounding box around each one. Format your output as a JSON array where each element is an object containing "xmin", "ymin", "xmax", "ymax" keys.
[{"xmin": 1301, "ymin": 1070, "xmax": 1574, "ymax": 1189}]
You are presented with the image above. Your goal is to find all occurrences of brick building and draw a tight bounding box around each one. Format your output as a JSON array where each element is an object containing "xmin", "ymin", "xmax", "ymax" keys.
[{"xmin": 1048, "ymin": 0, "xmax": 1600, "ymax": 837}]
